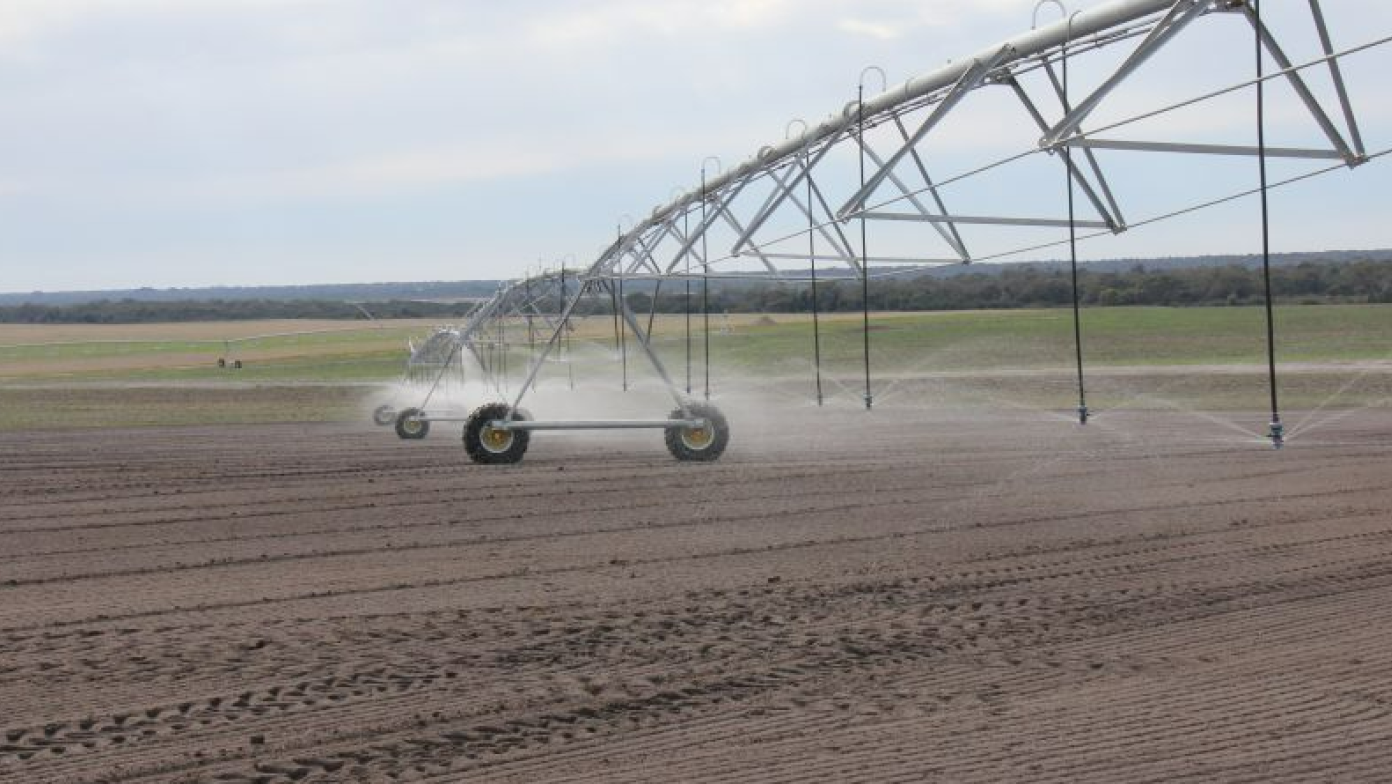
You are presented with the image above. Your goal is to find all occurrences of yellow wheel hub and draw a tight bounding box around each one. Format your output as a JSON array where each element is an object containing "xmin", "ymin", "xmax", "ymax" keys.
[
  {"xmin": 681, "ymin": 424, "xmax": 714, "ymax": 450},
  {"xmin": 482, "ymin": 425, "xmax": 513, "ymax": 452}
]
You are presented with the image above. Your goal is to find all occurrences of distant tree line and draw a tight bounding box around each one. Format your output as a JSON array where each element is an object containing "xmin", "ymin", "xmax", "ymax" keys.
[
  {"xmin": 0, "ymin": 298, "xmax": 477, "ymax": 324},
  {"xmin": 619, "ymin": 259, "xmax": 1392, "ymax": 314},
  {"xmin": 3, "ymin": 261, "xmax": 1389, "ymax": 324}
]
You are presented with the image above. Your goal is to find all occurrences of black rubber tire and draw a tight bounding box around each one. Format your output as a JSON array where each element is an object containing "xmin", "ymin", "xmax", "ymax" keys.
[
  {"xmin": 664, "ymin": 402, "xmax": 729, "ymax": 462},
  {"xmin": 217, "ymin": 357, "xmax": 226, "ymax": 368},
  {"xmin": 372, "ymin": 405, "xmax": 395, "ymax": 427},
  {"xmin": 394, "ymin": 407, "xmax": 430, "ymax": 440},
  {"xmin": 232, "ymin": 359, "xmax": 243, "ymax": 369},
  {"xmin": 463, "ymin": 403, "xmax": 530, "ymax": 464}
]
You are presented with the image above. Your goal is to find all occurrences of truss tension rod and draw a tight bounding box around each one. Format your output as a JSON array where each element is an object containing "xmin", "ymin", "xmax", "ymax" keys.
[{"xmin": 1256, "ymin": 0, "xmax": 1283, "ymax": 449}]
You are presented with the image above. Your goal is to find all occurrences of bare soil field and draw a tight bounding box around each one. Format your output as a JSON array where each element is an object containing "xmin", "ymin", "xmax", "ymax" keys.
[{"xmin": 2, "ymin": 405, "xmax": 1391, "ymax": 783}]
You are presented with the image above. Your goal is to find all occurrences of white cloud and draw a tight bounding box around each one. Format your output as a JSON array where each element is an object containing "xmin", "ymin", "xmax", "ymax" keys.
[
  {"xmin": 525, "ymin": 0, "xmax": 794, "ymax": 48},
  {"xmin": 2, "ymin": 0, "xmax": 1391, "ymax": 290},
  {"xmin": 837, "ymin": 18, "xmax": 901, "ymax": 41},
  {"xmin": 56, "ymin": 118, "xmax": 780, "ymax": 211},
  {"xmin": 0, "ymin": 0, "xmax": 316, "ymax": 47},
  {"xmin": 0, "ymin": 0, "xmax": 85, "ymax": 47}
]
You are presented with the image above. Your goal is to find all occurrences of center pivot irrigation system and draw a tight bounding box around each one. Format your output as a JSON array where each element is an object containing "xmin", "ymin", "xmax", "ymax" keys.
[{"xmin": 375, "ymin": 0, "xmax": 1385, "ymax": 463}]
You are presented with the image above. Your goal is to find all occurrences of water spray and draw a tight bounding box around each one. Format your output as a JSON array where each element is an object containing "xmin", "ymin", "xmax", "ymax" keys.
[{"xmin": 372, "ymin": 0, "xmax": 1384, "ymax": 464}]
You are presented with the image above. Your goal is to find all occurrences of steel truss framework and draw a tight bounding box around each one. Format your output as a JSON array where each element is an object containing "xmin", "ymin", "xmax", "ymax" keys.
[{"xmin": 388, "ymin": 0, "xmax": 1386, "ymax": 462}]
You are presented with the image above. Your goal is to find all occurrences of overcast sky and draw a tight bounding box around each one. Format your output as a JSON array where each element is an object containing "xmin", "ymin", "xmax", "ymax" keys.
[{"xmin": 2, "ymin": 0, "xmax": 1391, "ymax": 292}]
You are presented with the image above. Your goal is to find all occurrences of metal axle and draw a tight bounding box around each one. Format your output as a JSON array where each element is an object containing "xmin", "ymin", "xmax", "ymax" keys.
[{"xmin": 493, "ymin": 419, "xmax": 706, "ymax": 431}]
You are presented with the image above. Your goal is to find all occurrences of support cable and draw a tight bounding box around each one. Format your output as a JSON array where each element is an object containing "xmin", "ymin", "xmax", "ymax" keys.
[{"xmin": 1256, "ymin": 0, "xmax": 1283, "ymax": 448}]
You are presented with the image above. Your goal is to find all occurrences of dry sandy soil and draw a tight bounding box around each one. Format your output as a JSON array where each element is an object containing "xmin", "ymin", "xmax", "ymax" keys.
[{"xmin": 2, "ymin": 404, "xmax": 1391, "ymax": 783}]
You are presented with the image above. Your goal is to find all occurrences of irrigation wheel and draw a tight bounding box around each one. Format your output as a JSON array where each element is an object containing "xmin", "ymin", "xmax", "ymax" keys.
[
  {"xmin": 372, "ymin": 405, "xmax": 396, "ymax": 427},
  {"xmin": 664, "ymin": 402, "xmax": 729, "ymax": 462},
  {"xmin": 394, "ymin": 407, "xmax": 430, "ymax": 440},
  {"xmin": 463, "ymin": 403, "xmax": 531, "ymax": 464}
]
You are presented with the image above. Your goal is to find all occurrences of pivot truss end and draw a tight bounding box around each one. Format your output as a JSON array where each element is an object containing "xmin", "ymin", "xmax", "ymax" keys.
[
  {"xmin": 1268, "ymin": 420, "xmax": 1285, "ymax": 450},
  {"xmin": 1077, "ymin": 404, "xmax": 1090, "ymax": 426},
  {"xmin": 863, "ymin": 393, "xmax": 874, "ymax": 411}
]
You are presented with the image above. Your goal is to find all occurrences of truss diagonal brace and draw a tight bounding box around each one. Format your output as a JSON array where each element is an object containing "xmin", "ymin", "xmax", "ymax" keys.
[
  {"xmin": 759, "ymin": 163, "xmax": 857, "ymax": 263},
  {"xmin": 1009, "ymin": 77, "xmax": 1122, "ymax": 232},
  {"xmin": 891, "ymin": 114, "xmax": 971, "ymax": 261},
  {"xmin": 624, "ymin": 223, "xmax": 675, "ymax": 276},
  {"xmin": 838, "ymin": 45, "xmax": 1012, "ymax": 219},
  {"xmin": 1067, "ymin": 138, "xmax": 1344, "ymax": 159},
  {"xmin": 718, "ymin": 204, "xmax": 781, "ymax": 276},
  {"xmin": 731, "ymin": 133, "xmax": 844, "ymax": 255},
  {"xmin": 670, "ymin": 178, "xmax": 752, "ymax": 271},
  {"xmin": 505, "ymin": 278, "xmax": 594, "ymax": 420},
  {"xmin": 1240, "ymin": 2, "xmax": 1357, "ymax": 165},
  {"xmin": 613, "ymin": 290, "xmax": 691, "ymax": 413},
  {"xmin": 862, "ymin": 211, "xmax": 1111, "ymax": 229},
  {"xmin": 1308, "ymin": 0, "xmax": 1365, "ymax": 158},
  {"xmin": 855, "ymin": 119, "xmax": 971, "ymax": 261},
  {"xmin": 1041, "ymin": 0, "xmax": 1207, "ymax": 147},
  {"xmin": 1036, "ymin": 63, "xmax": 1128, "ymax": 229},
  {"xmin": 608, "ymin": 223, "xmax": 662, "ymax": 276}
]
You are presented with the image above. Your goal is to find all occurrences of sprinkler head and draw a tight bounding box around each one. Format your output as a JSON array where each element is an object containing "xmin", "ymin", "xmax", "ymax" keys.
[
  {"xmin": 1077, "ymin": 404, "xmax": 1089, "ymax": 425},
  {"xmin": 1268, "ymin": 420, "xmax": 1284, "ymax": 450}
]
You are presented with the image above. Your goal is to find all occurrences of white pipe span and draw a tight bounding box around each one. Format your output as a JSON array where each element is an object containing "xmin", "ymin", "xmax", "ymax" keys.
[{"xmin": 601, "ymin": 0, "xmax": 1180, "ymax": 274}]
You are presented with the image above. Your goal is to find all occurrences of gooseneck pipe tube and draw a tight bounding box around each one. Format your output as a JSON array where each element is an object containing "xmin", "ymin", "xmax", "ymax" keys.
[
  {"xmin": 1256, "ymin": 0, "xmax": 1283, "ymax": 448},
  {"xmin": 701, "ymin": 169, "xmax": 712, "ymax": 401},
  {"xmin": 858, "ymin": 83, "xmax": 873, "ymax": 411},
  {"xmin": 1064, "ymin": 11, "xmax": 1089, "ymax": 425}
]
